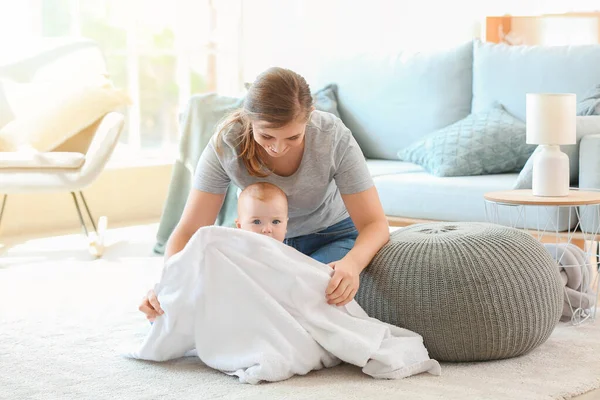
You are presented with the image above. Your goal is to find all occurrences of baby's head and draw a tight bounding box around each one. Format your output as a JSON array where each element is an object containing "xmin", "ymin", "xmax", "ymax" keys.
[{"xmin": 235, "ymin": 182, "xmax": 288, "ymax": 242}]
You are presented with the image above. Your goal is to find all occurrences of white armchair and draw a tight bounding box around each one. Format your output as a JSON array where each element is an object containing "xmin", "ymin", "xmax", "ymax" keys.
[
  {"xmin": 0, "ymin": 112, "xmax": 125, "ymax": 256},
  {"xmin": 0, "ymin": 38, "xmax": 128, "ymax": 257}
]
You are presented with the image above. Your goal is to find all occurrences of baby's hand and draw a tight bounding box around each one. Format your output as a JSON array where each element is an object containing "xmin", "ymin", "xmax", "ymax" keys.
[{"xmin": 138, "ymin": 289, "xmax": 164, "ymax": 322}]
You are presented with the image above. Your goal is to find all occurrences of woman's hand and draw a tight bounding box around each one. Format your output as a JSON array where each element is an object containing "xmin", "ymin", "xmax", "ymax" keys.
[
  {"xmin": 138, "ymin": 289, "xmax": 164, "ymax": 322},
  {"xmin": 325, "ymin": 257, "xmax": 361, "ymax": 306}
]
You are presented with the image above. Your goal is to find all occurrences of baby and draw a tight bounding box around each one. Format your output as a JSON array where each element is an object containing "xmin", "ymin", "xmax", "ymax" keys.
[{"xmin": 235, "ymin": 182, "xmax": 289, "ymax": 242}]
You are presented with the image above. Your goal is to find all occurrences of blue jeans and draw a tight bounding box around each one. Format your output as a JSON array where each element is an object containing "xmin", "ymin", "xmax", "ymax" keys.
[{"xmin": 284, "ymin": 217, "xmax": 358, "ymax": 264}]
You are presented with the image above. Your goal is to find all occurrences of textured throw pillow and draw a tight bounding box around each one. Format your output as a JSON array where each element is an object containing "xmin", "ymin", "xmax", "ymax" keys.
[
  {"xmin": 577, "ymin": 84, "xmax": 600, "ymax": 116},
  {"xmin": 513, "ymin": 116, "xmax": 600, "ymax": 189},
  {"xmin": 398, "ymin": 105, "xmax": 535, "ymax": 177},
  {"xmin": 312, "ymin": 84, "xmax": 340, "ymax": 118},
  {"xmin": 243, "ymin": 82, "xmax": 340, "ymax": 118},
  {"xmin": 0, "ymin": 75, "xmax": 130, "ymax": 152}
]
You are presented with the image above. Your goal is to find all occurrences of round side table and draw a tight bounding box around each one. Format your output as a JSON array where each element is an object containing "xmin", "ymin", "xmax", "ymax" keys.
[{"xmin": 483, "ymin": 189, "xmax": 600, "ymax": 325}]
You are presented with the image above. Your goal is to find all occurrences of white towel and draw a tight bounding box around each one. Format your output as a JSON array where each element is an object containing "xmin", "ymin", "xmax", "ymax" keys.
[{"xmin": 126, "ymin": 226, "xmax": 441, "ymax": 384}]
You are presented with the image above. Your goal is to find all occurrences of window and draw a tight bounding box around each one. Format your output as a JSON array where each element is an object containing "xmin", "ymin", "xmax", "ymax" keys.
[{"xmin": 9, "ymin": 0, "xmax": 243, "ymax": 159}]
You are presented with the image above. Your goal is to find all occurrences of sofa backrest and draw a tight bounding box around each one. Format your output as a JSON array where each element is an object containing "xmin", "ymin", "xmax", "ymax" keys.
[
  {"xmin": 472, "ymin": 40, "xmax": 600, "ymax": 121},
  {"xmin": 313, "ymin": 42, "xmax": 473, "ymax": 160}
]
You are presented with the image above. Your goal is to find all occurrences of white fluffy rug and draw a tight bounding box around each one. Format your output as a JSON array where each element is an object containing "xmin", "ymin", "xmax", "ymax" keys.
[{"xmin": 1, "ymin": 224, "xmax": 599, "ymax": 400}]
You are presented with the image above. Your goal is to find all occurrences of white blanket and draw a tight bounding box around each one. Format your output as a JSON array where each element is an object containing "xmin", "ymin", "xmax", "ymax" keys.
[{"xmin": 127, "ymin": 226, "xmax": 441, "ymax": 384}]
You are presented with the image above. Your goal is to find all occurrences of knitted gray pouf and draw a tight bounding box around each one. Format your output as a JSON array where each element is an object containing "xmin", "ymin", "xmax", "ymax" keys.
[{"xmin": 356, "ymin": 222, "xmax": 563, "ymax": 362}]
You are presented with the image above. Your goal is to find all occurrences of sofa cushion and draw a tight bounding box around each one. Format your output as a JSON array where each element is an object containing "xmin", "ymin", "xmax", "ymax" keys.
[
  {"xmin": 313, "ymin": 42, "xmax": 473, "ymax": 160},
  {"xmin": 473, "ymin": 40, "xmax": 600, "ymax": 121},
  {"xmin": 366, "ymin": 159, "xmax": 423, "ymax": 177},
  {"xmin": 0, "ymin": 151, "xmax": 85, "ymax": 169},
  {"xmin": 398, "ymin": 105, "xmax": 534, "ymax": 177},
  {"xmin": 367, "ymin": 163, "xmax": 576, "ymax": 231}
]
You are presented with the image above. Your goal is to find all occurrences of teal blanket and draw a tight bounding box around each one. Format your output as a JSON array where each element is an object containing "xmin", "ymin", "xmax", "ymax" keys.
[{"xmin": 153, "ymin": 94, "xmax": 242, "ymax": 254}]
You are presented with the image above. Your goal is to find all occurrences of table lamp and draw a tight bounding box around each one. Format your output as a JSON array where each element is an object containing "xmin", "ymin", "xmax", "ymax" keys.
[{"xmin": 526, "ymin": 93, "xmax": 576, "ymax": 197}]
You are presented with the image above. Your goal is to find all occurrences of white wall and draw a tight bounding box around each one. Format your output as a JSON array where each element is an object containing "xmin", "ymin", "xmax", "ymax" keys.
[
  {"xmin": 240, "ymin": 0, "xmax": 482, "ymax": 85},
  {"xmin": 239, "ymin": 0, "xmax": 600, "ymax": 84}
]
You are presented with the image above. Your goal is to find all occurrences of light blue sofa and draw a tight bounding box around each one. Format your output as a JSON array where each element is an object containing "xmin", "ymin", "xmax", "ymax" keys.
[
  {"xmin": 311, "ymin": 40, "xmax": 600, "ymax": 231},
  {"xmin": 154, "ymin": 40, "xmax": 600, "ymax": 253}
]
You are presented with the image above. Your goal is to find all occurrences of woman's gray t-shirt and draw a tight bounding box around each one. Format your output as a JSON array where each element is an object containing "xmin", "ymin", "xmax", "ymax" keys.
[{"xmin": 193, "ymin": 110, "xmax": 374, "ymax": 238}]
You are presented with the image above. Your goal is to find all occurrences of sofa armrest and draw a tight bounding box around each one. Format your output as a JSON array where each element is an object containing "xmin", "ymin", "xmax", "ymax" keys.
[
  {"xmin": 578, "ymin": 133, "xmax": 600, "ymax": 233},
  {"xmin": 579, "ymin": 133, "xmax": 600, "ymax": 190}
]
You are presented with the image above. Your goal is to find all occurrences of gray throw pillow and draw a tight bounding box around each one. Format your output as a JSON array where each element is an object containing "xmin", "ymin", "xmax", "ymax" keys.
[
  {"xmin": 398, "ymin": 105, "xmax": 535, "ymax": 177},
  {"xmin": 513, "ymin": 116, "xmax": 600, "ymax": 189},
  {"xmin": 312, "ymin": 84, "xmax": 340, "ymax": 118},
  {"xmin": 241, "ymin": 83, "xmax": 340, "ymax": 118},
  {"xmin": 577, "ymin": 84, "xmax": 600, "ymax": 116}
]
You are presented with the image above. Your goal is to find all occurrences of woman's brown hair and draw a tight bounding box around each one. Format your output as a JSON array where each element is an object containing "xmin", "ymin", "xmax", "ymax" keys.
[{"xmin": 216, "ymin": 67, "xmax": 313, "ymax": 177}]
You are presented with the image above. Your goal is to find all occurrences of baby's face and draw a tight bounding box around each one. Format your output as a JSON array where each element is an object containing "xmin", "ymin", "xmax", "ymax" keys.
[{"xmin": 236, "ymin": 196, "xmax": 288, "ymax": 242}]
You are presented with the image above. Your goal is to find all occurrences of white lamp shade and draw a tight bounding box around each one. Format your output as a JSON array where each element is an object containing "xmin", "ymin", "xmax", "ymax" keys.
[{"xmin": 526, "ymin": 93, "xmax": 576, "ymax": 145}]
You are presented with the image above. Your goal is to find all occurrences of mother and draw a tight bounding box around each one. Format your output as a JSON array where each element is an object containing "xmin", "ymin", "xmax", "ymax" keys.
[{"xmin": 139, "ymin": 67, "xmax": 389, "ymax": 321}]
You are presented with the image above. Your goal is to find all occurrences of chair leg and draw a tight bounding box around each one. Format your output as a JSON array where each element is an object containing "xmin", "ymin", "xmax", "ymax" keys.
[
  {"xmin": 78, "ymin": 191, "xmax": 97, "ymax": 233},
  {"xmin": 71, "ymin": 191, "xmax": 107, "ymax": 258},
  {"xmin": 0, "ymin": 194, "xmax": 6, "ymax": 232},
  {"xmin": 71, "ymin": 192, "xmax": 90, "ymax": 236}
]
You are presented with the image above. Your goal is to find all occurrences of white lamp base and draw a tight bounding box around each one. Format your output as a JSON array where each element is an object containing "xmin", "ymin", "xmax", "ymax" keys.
[{"xmin": 532, "ymin": 145, "xmax": 570, "ymax": 197}]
